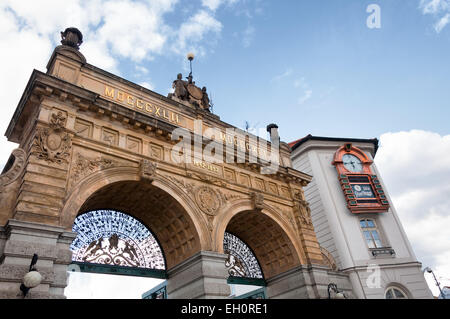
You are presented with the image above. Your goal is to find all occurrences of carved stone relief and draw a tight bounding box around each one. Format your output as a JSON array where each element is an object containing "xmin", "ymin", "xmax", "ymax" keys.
[
  {"xmin": 139, "ymin": 159, "xmax": 157, "ymax": 182},
  {"xmin": 195, "ymin": 186, "xmax": 221, "ymax": 216},
  {"xmin": 0, "ymin": 148, "xmax": 26, "ymax": 187},
  {"xmin": 273, "ymin": 204, "xmax": 296, "ymax": 228},
  {"xmin": 320, "ymin": 246, "xmax": 338, "ymax": 271},
  {"xmin": 251, "ymin": 192, "xmax": 264, "ymax": 211},
  {"xmin": 162, "ymin": 174, "xmax": 195, "ymax": 195},
  {"xmin": 69, "ymin": 153, "xmax": 116, "ymax": 189},
  {"xmin": 32, "ymin": 111, "xmax": 71, "ymax": 164},
  {"xmin": 292, "ymin": 191, "xmax": 313, "ymax": 228},
  {"xmin": 186, "ymin": 171, "xmax": 227, "ymax": 187}
]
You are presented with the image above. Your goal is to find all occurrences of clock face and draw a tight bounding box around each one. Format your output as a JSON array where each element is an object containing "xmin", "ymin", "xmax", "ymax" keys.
[{"xmin": 342, "ymin": 154, "xmax": 363, "ymax": 173}]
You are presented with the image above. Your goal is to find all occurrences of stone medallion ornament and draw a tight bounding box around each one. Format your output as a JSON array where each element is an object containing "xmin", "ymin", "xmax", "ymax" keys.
[
  {"xmin": 32, "ymin": 112, "xmax": 71, "ymax": 164},
  {"xmin": 195, "ymin": 186, "xmax": 221, "ymax": 216}
]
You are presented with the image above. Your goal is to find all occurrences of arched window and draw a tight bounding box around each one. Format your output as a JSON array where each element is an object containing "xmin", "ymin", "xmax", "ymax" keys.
[
  {"xmin": 70, "ymin": 210, "xmax": 165, "ymax": 270},
  {"xmin": 360, "ymin": 218, "xmax": 383, "ymax": 249},
  {"xmin": 223, "ymin": 232, "xmax": 263, "ymax": 279},
  {"xmin": 385, "ymin": 286, "xmax": 408, "ymax": 299}
]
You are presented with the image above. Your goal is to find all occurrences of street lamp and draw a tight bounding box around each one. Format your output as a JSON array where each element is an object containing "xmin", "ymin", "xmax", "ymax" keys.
[
  {"xmin": 328, "ymin": 283, "xmax": 346, "ymax": 299},
  {"xmin": 187, "ymin": 52, "xmax": 195, "ymax": 79},
  {"xmin": 424, "ymin": 267, "xmax": 445, "ymax": 299},
  {"xmin": 20, "ymin": 254, "xmax": 42, "ymax": 297}
]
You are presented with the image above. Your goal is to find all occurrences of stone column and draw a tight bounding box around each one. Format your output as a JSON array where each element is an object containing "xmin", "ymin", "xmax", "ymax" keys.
[
  {"xmin": 0, "ymin": 219, "xmax": 76, "ymax": 299},
  {"xmin": 166, "ymin": 251, "xmax": 231, "ymax": 299}
]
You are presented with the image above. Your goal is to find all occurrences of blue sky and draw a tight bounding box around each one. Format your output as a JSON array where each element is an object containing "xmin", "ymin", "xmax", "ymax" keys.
[
  {"xmin": 111, "ymin": 0, "xmax": 450, "ymax": 142},
  {"xmin": 1, "ymin": 0, "xmax": 450, "ymax": 298}
]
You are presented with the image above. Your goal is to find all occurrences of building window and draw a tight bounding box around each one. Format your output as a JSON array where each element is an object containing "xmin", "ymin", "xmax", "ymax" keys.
[
  {"xmin": 385, "ymin": 286, "xmax": 408, "ymax": 299},
  {"xmin": 360, "ymin": 218, "xmax": 383, "ymax": 249}
]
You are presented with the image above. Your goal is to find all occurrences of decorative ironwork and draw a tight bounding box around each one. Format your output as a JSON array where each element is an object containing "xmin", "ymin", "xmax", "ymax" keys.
[
  {"xmin": 370, "ymin": 247, "xmax": 396, "ymax": 257},
  {"xmin": 235, "ymin": 287, "xmax": 266, "ymax": 299},
  {"xmin": 142, "ymin": 282, "xmax": 167, "ymax": 299},
  {"xmin": 223, "ymin": 232, "xmax": 263, "ymax": 279},
  {"xmin": 71, "ymin": 210, "xmax": 165, "ymax": 270}
]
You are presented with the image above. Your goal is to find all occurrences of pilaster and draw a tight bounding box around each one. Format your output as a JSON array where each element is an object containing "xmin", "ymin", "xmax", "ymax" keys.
[
  {"xmin": 166, "ymin": 251, "xmax": 231, "ymax": 299},
  {"xmin": 266, "ymin": 265, "xmax": 353, "ymax": 299},
  {"xmin": 0, "ymin": 219, "xmax": 75, "ymax": 299}
]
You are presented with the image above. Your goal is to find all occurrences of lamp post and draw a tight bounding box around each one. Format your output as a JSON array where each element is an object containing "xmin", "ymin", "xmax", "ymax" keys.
[
  {"xmin": 187, "ymin": 52, "xmax": 195, "ymax": 80},
  {"xmin": 20, "ymin": 254, "xmax": 42, "ymax": 297},
  {"xmin": 328, "ymin": 283, "xmax": 346, "ymax": 299},
  {"xmin": 424, "ymin": 267, "xmax": 445, "ymax": 299}
]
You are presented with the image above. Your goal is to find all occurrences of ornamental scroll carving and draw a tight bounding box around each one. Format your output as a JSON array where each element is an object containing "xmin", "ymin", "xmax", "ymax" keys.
[
  {"xmin": 320, "ymin": 246, "xmax": 338, "ymax": 271},
  {"xmin": 293, "ymin": 191, "xmax": 313, "ymax": 227},
  {"xmin": 0, "ymin": 148, "xmax": 26, "ymax": 187},
  {"xmin": 32, "ymin": 111, "xmax": 71, "ymax": 164},
  {"xmin": 69, "ymin": 153, "xmax": 115, "ymax": 189},
  {"xmin": 186, "ymin": 171, "xmax": 227, "ymax": 187},
  {"xmin": 139, "ymin": 159, "xmax": 157, "ymax": 182}
]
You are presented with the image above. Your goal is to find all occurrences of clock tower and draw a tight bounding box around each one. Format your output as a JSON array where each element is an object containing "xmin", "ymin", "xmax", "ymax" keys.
[
  {"xmin": 332, "ymin": 143, "xmax": 390, "ymax": 214},
  {"xmin": 290, "ymin": 135, "xmax": 433, "ymax": 299}
]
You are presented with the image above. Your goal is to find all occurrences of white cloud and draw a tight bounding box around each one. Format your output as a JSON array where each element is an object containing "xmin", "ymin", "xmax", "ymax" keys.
[
  {"xmin": 420, "ymin": 0, "xmax": 449, "ymax": 14},
  {"xmin": 202, "ymin": 0, "xmax": 240, "ymax": 12},
  {"xmin": 298, "ymin": 89, "xmax": 312, "ymax": 105},
  {"xmin": 271, "ymin": 68, "xmax": 293, "ymax": 82},
  {"xmin": 420, "ymin": 0, "xmax": 450, "ymax": 32},
  {"xmin": 0, "ymin": 0, "xmax": 232, "ymax": 169},
  {"xmin": 202, "ymin": 0, "xmax": 223, "ymax": 11},
  {"xmin": 293, "ymin": 77, "xmax": 313, "ymax": 105},
  {"xmin": 434, "ymin": 13, "xmax": 450, "ymax": 32},
  {"xmin": 375, "ymin": 130, "xmax": 450, "ymax": 296},
  {"xmin": 174, "ymin": 10, "xmax": 223, "ymax": 55},
  {"xmin": 94, "ymin": 0, "xmax": 174, "ymax": 62},
  {"xmin": 139, "ymin": 81, "xmax": 155, "ymax": 91},
  {"xmin": 271, "ymin": 71, "xmax": 313, "ymax": 105},
  {"xmin": 135, "ymin": 65, "xmax": 149, "ymax": 75},
  {"xmin": 0, "ymin": 7, "xmax": 54, "ymax": 159},
  {"xmin": 242, "ymin": 25, "xmax": 255, "ymax": 48}
]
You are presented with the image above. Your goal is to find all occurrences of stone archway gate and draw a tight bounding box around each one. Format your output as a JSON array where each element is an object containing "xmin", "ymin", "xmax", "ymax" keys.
[{"xmin": 0, "ymin": 35, "xmax": 351, "ymax": 299}]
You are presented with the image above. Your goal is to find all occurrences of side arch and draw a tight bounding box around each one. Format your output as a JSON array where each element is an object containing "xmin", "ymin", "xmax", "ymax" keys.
[{"xmin": 214, "ymin": 199, "xmax": 308, "ymax": 279}]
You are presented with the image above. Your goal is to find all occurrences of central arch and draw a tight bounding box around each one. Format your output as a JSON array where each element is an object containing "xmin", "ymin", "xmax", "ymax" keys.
[
  {"xmin": 61, "ymin": 167, "xmax": 207, "ymax": 270},
  {"xmin": 76, "ymin": 180, "xmax": 201, "ymax": 269}
]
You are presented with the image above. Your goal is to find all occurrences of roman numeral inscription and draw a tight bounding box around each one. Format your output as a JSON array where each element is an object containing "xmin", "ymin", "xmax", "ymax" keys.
[{"xmin": 104, "ymin": 86, "xmax": 182, "ymax": 125}]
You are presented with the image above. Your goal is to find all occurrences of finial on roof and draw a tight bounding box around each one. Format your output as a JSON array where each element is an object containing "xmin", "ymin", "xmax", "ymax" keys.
[{"xmin": 60, "ymin": 27, "xmax": 83, "ymax": 50}]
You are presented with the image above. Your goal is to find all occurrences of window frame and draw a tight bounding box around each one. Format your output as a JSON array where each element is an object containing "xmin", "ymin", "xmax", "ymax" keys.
[
  {"xmin": 359, "ymin": 217, "xmax": 386, "ymax": 250},
  {"xmin": 385, "ymin": 286, "xmax": 409, "ymax": 299}
]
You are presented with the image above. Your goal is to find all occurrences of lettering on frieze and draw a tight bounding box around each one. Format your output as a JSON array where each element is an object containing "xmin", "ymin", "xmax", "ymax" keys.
[{"xmin": 103, "ymin": 86, "xmax": 183, "ymax": 126}]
